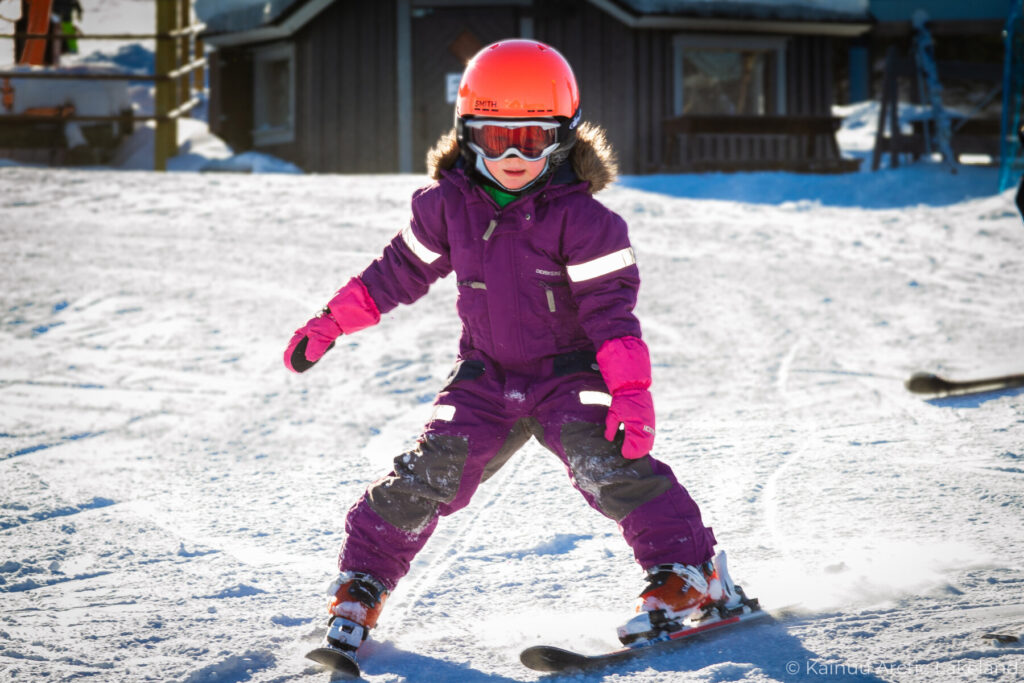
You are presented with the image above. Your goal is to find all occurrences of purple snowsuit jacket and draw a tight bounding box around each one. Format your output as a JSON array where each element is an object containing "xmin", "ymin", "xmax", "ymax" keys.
[{"xmin": 358, "ymin": 150, "xmax": 639, "ymax": 370}]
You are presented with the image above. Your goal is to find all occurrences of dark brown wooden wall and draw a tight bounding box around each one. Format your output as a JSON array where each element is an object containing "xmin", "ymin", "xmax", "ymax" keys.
[
  {"xmin": 632, "ymin": 31, "xmax": 675, "ymax": 172},
  {"xmin": 787, "ymin": 35, "xmax": 834, "ymax": 116},
  {"xmin": 209, "ymin": 48, "xmax": 253, "ymax": 153},
  {"xmin": 410, "ymin": 7, "xmax": 519, "ymax": 172},
  {"xmin": 536, "ymin": 0, "xmax": 645, "ymax": 174},
  {"xmin": 256, "ymin": 0, "xmax": 398, "ymax": 173}
]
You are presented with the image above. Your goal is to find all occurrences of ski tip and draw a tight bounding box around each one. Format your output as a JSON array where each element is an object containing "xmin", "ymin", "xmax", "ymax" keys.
[
  {"xmin": 520, "ymin": 645, "xmax": 589, "ymax": 672},
  {"xmin": 305, "ymin": 646, "xmax": 361, "ymax": 678},
  {"xmin": 906, "ymin": 371, "xmax": 1024, "ymax": 397},
  {"xmin": 905, "ymin": 371, "xmax": 947, "ymax": 394},
  {"xmin": 982, "ymin": 633, "xmax": 1020, "ymax": 644}
]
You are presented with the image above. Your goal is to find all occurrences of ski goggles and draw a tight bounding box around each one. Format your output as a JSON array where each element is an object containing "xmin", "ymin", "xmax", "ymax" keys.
[{"xmin": 463, "ymin": 119, "xmax": 561, "ymax": 162}]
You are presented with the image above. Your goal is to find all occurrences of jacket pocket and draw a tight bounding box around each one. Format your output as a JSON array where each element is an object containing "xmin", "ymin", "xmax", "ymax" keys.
[
  {"xmin": 455, "ymin": 280, "xmax": 492, "ymax": 353},
  {"xmin": 530, "ymin": 276, "xmax": 577, "ymax": 352},
  {"xmin": 536, "ymin": 278, "xmax": 572, "ymax": 313}
]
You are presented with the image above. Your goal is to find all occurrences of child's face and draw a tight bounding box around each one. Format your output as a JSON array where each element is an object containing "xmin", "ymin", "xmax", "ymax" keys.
[{"xmin": 483, "ymin": 156, "xmax": 547, "ymax": 191}]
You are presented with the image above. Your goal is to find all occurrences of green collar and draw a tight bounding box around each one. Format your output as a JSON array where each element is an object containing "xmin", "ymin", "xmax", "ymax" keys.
[{"xmin": 482, "ymin": 184, "xmax": 518, "ymax": 208}]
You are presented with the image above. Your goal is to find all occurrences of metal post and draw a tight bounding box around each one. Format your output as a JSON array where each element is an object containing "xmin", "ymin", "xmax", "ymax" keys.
[
  {"xmin": 887, "ymin": 56, "xmax": 901, "ymax": 169},
  {"xmin": 999, "ymin": 0, "xmax": 1024, "ymax": 191},
  {"xmin": 848, "ymin": 41, "xmax": 869, "ymax": 103},
  {"xmin": 871, "ymin": 47, "xmax": 896, "ymax": 171},
  {"xmin": 178, "ymin": 0, "xmax": 189, "ymax": 115},
  {"xmin": 396, "ymin": 0, "xmax": 413, "ymax": 173},
  {"xmin": 155, "ymin": 0, "xmax": 177, "ymax": 171},
  {"xmin": 195, "ymin": 35, "xmax": 206, "ymax": 100}
]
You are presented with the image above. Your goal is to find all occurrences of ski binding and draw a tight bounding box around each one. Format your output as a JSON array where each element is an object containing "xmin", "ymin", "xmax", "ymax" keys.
[{"xmin": 305, "ymin": 616, "xmax": 364, "ymax": 678}]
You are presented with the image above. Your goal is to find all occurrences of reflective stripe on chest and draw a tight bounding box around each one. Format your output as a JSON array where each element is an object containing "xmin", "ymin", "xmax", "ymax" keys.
[{"xmin": 566, "ymin": 247, "xmax": 636, "ymax": 283}]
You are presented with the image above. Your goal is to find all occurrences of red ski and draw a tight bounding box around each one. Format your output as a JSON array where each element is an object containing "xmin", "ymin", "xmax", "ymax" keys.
[{"xmin": 520, "ymin": 603, "xmax": 768, "ymax": 673}]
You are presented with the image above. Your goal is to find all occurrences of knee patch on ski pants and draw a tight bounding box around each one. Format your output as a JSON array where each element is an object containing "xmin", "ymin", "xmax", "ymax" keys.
[
  {"xmin": 365, "ymin": 419, "xmax": 534, "ymax": 532},
  {"xmin": 560, "ymin": 422, "xmax": 672, "ymax": 522},
  {"xmin": 366, "ymin": 433, "xmax": 467, "ymax": 532}
]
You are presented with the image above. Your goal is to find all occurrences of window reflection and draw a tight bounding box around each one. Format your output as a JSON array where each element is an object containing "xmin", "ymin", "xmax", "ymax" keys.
[{"xmin": 682, "ymin": 49, "xmax": 767, "ymax": 115}]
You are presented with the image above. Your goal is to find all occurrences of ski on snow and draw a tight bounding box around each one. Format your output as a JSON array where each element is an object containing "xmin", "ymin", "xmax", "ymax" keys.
[
  {"xmin": 305, "ymin": 605, "xmax": 769, "ymax": 678},
  {"xmin": 305, "ymin": 646, "xmax": 360, "ymax": 679},
  {"xmin": 307, "ymin": 552, "xmax": 765, "ymax": 677},
  {"xmin": 520, "ymin": 603, "xmax": 768, "ymax": 674},
  {"xmin": 905, "ymin": 371, "xmax": 1024, "ymax": 397}
]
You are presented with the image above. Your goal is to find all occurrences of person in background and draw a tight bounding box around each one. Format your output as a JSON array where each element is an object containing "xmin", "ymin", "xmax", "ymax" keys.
[{"xmin": 52, "ymin": 0, "xmax": 82, "ymax": 54}]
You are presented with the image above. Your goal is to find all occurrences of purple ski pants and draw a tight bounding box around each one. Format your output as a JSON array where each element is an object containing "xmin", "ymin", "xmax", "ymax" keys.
[{"xmin": 338, "ymin": 352, "xmax": 716, "ymax": 591}]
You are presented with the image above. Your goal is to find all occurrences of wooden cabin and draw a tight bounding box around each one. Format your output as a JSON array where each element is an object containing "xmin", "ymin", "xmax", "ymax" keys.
[{"xmin": 201, "ymin": 0, "xmax": 873, "ymax": 174}]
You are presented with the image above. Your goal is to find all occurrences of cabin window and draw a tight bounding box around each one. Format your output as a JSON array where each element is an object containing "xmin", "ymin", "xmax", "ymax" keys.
[
  {"xmin": 672, "ymin": 35, "xmax": 788, "ymax": 116},
  {"xmin": 252, "ymin": 42, "xmax": 295, "ymax": 146}
]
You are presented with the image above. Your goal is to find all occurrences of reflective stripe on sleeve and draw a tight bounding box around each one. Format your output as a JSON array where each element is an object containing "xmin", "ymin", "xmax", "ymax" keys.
[
  {"xmin": 431, "ymin": 404, "xmax": 456, "ymax": 422},
  {"xmin": 566, "ymin": 247, "xmax": 636, "ymax": 283},
  {"xmin": 401, "ymin": 224, "xmax": 442, "ymax": 264},
  {"xmin": 579, "ymin": 390, "xmax": 612, "ymax": 406}
]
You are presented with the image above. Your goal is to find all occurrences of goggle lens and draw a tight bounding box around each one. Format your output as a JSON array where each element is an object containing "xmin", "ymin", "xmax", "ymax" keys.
[{"xmin": 466, "ymin": 122, "xmax": 559, "ymax": 161}]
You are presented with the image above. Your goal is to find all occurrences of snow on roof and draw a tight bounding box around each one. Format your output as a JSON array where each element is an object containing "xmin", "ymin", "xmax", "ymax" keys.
[
  {"xmin": 618, "ymin": 0, "xmax": 870, "ymax": 22},
  {"xmin": 196, "ymin": 0, "xmax": 870, "ymax": 39},
  {"xmin": 194, "ymin": 0, "xmax": 303, "ymax": 34}
]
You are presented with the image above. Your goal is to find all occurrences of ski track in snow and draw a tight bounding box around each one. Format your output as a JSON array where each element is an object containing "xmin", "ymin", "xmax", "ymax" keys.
[{"xmin": 1, "ymin": 161, "xmax": 1023, "ymax": 683}]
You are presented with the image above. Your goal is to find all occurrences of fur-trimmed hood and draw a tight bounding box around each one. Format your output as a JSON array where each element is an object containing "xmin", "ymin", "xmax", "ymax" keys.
[{"xmin": 425, "ymin": 121, "xmax": 618, "ymax": 195}]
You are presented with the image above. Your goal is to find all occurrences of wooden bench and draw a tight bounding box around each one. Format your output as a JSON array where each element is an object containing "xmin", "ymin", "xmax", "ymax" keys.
[
  {"xmin": 658, "ymin": 115, "xmax": 860, "ymax": 174},
  {"xmin": 0, "ymin": 108, "xmax": 134, "ymax": 165}
]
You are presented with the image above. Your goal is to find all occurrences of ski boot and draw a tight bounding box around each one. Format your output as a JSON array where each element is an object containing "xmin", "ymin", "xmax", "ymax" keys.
[
  {"xmin": 306, "ymin": 571, "xmax": 389, "ymax": 674},
  {"xmin": 617, "ymin": 551, "xmax": 754, "ymax": 645}
]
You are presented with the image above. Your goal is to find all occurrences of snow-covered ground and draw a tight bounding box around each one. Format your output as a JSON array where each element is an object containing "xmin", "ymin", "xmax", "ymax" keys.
[{"xmin": 3, "ymin": 150, "xmax": 1024, "ymax": 682}]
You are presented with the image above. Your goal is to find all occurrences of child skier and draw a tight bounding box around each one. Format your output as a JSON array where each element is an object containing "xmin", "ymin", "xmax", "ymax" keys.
[{"xmin": 286, "ymin": 39, "xmax": 731, "ymax": 663}]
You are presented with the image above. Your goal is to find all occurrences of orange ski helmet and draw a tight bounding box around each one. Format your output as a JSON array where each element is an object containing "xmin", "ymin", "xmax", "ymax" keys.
[{"xmin": 456, "ymin": 39, "xmax": 581, "ymax": 159}]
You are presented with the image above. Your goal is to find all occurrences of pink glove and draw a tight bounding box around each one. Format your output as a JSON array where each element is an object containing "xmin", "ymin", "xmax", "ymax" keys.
[
  {"xmin": 284, "ymin": 277, "xmax": 380, "ymax": 373},
  {"xmin": 596, "ymin": 336, "xmax": 655, "ymax": 459}
]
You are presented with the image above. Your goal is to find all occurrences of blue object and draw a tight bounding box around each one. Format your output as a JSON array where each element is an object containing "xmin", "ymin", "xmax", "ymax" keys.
[
  {"xmin": 848, "ymin": 44, "xmax": 870, "ymax": 102},
  {"xmin": 871, "ymin": 0, "xmax": 1009, "ymax": 22},
  {"xmin": 1000, "ymin": 0, "xmax": 1024, "ymax": 192}
]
